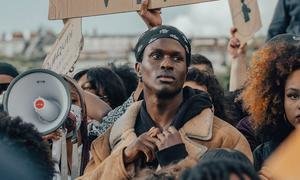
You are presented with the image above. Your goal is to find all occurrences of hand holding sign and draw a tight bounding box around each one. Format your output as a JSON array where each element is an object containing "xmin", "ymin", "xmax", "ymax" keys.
[
  {"xmin": 138, "ymin": 0, "xmax": 162, "ymax": 29},
  {"xmin": 48, "ymin": 0, "xmax": 218, "ymax": 20},
  {"xmin": 227, "ymin": 27, "xmax": 247, "ymax": 59},
  {"xmin": 228, "ymin": 0, "xmax": 262, "ymax": 45}
]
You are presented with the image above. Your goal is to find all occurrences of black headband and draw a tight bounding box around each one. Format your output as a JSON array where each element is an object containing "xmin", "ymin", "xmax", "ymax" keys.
[{"xmin": 134, "ymin": 25, "xmax": 191, "ymax": 66}]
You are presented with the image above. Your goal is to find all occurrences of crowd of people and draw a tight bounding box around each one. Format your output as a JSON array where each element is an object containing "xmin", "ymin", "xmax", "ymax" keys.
[{"xmin": 0, "ymin": 0, "xmax": 299, "ymax": 179}]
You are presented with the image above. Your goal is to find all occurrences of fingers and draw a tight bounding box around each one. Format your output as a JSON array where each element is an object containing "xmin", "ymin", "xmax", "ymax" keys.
[
  {"xmin": 140, "ymin": 0, "xmax": 149, "ymax": 15},
  {"xmin": 152, "ymin": 137, "xmax": 161, "ymax": 147},
  {"xmin": 140, "ymin": 139, "xmax": 157, "ymax": 162},
  {"xmin": 163, "ymin": 130, "xmax": 170, "ymax": 137},
  {"xmin": 230, "ymin": 37, "xmax": 241, "ymax": 48},
  {"xmin": 138, "ymin": 0, "xmax": 162, "ymax": 28},
  {"xmin": 147, "ymin": 127, "xmax": 160, "ymax": 137},
  {"xmin": 230, "ymin": 27, "xmax": 238, "ymax": 36},
  {"xmin": 124, "ymin": 136, "xmax": 156, "ymax": 163},
  {"xmin": 229, "ymin": 27, "xmax": 240, "ymax": 48},
  {"xmin": 229, "ymin": 27, "xmax": 247, "ymax": 50},
  {"xmin": 240, "ymin": 43, "xmax": 247, "ymax": 49},
  {"xmin": 157, "ymin": 133, "xmax": 165, "ymax": 141},
  {"xmin": 147, "ymin": 127, "xmax": 155, "ymax": 135},
  {"xmin": 133, "ymin": 127, "xmax": 182, "ymax": 162},
  {"xmin": 42, "ymin": 130, "xmax": 62, "ymax": 141},
  {"xmin": 138, "ymin": 132, "xmax": 161, "ymax": 162},
  {"xmin": 144, "ymin": 134, "xmax": 160, "ymax": 145},
  {"xmin": 156, "ymin": 127, "xmax": 177, "ymax": 142},
  {"xmin": 168, "ymin": 126, "xmax": 177, "ymax": 134},
  {"xmin": 151, "ymin": 8, "xmax": 162, "ymax": 14}
]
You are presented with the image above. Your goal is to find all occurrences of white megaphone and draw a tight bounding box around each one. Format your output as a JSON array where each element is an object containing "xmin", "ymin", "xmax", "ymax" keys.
[{"xmin": 3, "ymin": 69, "xmax": 71, "ymax": 135}]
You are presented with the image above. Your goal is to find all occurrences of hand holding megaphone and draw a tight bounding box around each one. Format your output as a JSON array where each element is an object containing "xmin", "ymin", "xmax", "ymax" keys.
[{"xmin": 42, "ymin": 130, "xmax": 62, "ymax": 141}]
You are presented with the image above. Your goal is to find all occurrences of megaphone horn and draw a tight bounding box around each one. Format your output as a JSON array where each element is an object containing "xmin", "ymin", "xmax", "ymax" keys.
[
  {"xmin": 33, "ymin": 97, "xmax": 60, "ymax": 122},
  {"xmin": 3, "ymin": 69, "xmax": 71, "ymax": 135}
]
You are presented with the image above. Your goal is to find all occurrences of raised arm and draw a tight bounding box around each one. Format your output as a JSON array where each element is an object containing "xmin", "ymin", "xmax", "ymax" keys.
[
  {"xmin": 138, "ymin": 0, "xmax": 162, "ymax": 29},
  {"xmin": 228, "ymin": 27, "xmax": 248, "ymax": 92}
]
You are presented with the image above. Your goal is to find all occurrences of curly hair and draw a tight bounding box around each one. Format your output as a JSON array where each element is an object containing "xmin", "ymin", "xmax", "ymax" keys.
[
  {"xmin": 110, "ymin": 64, "xmax": 138, "ymax": 99},
  {"xmin": 191, "ymin": 54, "xmax": 214, "ymax": 74},
  {"xmin": 180, "ymin": 159, "xmax": 259, "ymax": 180},
  {"xmin": 186, "ymin": 68, "xmax": 227, "ymax": 122},
  {"xmin": 73, "ymin": 67, "xmax": 127, "ymax": 109},
  {"xmin": 200, "ymin": 148, "xmax": 252, "ymax": 166},
  {"xmin": 242, "ymin": 34, "xmax": 300, "ymax": 140},
  {"xmin": 86, "ymin": 67, "xmax": 127, "ymax": 109},
  {"xmin": 133, "ymin": 163, "xmax": 185, "ymax": 180},
  {"xmin": 0, "ymin": 112, "xmax": 54, "ymax": 179}
]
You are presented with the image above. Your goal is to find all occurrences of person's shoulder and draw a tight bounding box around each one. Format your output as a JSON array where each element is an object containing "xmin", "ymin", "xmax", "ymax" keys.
[
  {"xmin": 213, "ymin": 116, "xmax": 253, "ymax": 161},
  {"xmin": 212, "ymin": 116, "xmax": 241, "ymax": 135},
  {"xmin": 91, "ymin": 128, "xmax": 112, "ymax": 151},
  {"xmin": 212, "ymin": 116, "xmax": 249, "ymax": 147}
]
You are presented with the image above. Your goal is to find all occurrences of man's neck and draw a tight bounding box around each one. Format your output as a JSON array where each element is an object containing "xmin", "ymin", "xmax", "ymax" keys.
[{"xmin": 143, "ymin": 90, "xmax": 183, "ymax": 130}]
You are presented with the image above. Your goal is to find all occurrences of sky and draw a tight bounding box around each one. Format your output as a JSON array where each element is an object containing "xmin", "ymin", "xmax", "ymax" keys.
[{"xmin": 0, "ymin": 0, "xmax": 278, "ymax": 37}]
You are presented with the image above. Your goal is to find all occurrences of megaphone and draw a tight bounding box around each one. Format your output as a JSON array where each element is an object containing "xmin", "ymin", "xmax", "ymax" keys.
[{"xmin": 3, "ymin": 69, "xmax": 71, "ymax": 135}]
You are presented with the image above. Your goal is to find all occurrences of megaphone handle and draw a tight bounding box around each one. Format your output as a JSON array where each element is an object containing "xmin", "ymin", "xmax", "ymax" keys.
[
  {"xmin": 61, "ymin": 129, "xmax": 68, "ymax": 180},
  {"xmin": 71, "ymin": 142, "xmax": 79, "ymax": 179}
]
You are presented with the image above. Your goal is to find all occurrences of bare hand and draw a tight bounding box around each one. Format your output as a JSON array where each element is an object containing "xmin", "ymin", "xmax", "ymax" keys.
[
  {"xmin": 155, "ymin": 126, "xmax": 182, "ymax": 151},
  {"xmin": 42, "ymin": 130, "xmax": 62, "ymax": 141},
  {"xmin": 227, "ymin": 27, "xmax": 247, "ymax": 59},
  {"xmin": 124, "ymin": 127, "xmax": 160, "ymax": 164},
  {"xmin": 138, "ymin": 0, "xmax": 162, "ymax": 28}
]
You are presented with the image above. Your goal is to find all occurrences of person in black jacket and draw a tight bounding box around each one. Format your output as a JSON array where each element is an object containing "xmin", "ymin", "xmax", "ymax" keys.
[{"xmin": 267, "ymin": 0, "xmax": 300, "ymax": 41}]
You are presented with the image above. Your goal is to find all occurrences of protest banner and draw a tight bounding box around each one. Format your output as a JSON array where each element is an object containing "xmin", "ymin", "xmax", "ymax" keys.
[
  {"xmin": 228, "ymin": 0, "xmax": 262, "ymax": 45},
  {"xmin": 45, "ymin": 0, "xmax": 218, "ymax": 74},
  {"xmin": 48, "ymin": 0, "xmax": 217, "ymax": 20},
  {"xmin": 42, "ymin": 18, "xmax": 83, "ymax": 75}
]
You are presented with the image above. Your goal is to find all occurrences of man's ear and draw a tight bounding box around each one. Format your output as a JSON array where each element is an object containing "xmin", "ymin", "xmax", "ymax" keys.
[{"xmin": 135, "ymin": 62, "xmax": 142, "ymax": 78}]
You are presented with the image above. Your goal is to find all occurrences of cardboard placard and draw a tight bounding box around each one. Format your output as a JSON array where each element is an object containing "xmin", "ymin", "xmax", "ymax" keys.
[
  {"xmin": 42, "ymin": 18, "xmax": 83, "ymax": 75},
  {"xmin": 48, "ymin": 0, "xmax": 217, "ymax": 20},
  {"xmin": 228, "ymin": 0, "xmax": 262, "ymax": 45},
  {"xmin": 261, "ymin": 128, "xmax": 300, "ymax": 179}
]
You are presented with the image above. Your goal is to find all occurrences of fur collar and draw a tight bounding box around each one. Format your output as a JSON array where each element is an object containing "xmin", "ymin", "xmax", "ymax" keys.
[{"xmin": 109, "ymin": 101, "xmax": 214, "ymax": 150}]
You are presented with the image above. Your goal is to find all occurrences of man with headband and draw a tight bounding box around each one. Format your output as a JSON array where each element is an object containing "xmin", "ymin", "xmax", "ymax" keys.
[{"xmin": 79, "ymin": 7, "xmax": 252, "ymax": 180}]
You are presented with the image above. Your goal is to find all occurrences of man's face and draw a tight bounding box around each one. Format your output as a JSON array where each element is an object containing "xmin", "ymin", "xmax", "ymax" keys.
[{"xmin": 136, "ymin": 38, "xmax": 187, "ymax": 99}]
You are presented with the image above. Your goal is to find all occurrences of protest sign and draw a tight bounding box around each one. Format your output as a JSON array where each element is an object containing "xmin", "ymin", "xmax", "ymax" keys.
[
  {"xmin": 48, "ymin": 0, "xmax": 217, "ymax": 20},
  {"xmin": 228, "ymin": 0, "xmax": 262, "ymax": 45},
  {"xmin": 42, "ymin": 18, "xmax": 83, "ymax": 75}
]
